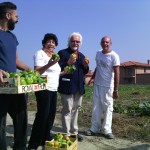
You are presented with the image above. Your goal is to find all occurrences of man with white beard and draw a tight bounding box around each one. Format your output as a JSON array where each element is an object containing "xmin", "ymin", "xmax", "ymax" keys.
[{"xmin": 58, "ymin": 32, "xmax": 89, "ymax": 142}]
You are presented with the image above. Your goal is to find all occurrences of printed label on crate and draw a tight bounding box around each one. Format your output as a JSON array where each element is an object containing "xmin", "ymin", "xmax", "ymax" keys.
[{"xmin": 20, "ymin": 83, "xmax": 47, "ymax": 93}]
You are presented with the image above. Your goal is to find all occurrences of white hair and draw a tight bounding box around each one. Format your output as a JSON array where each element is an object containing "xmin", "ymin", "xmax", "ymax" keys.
[{"xmin": 67, "ymin": 32, "xmax": 83, "ymax": 47}]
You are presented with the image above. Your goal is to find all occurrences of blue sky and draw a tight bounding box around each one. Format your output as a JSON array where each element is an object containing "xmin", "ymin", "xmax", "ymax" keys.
[{"xmin": 4, "ymin": 0, "xmax": 150, "ymax": 71}]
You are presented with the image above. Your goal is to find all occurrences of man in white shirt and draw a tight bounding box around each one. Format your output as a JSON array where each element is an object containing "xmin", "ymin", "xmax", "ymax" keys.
[{"xmin": 86, "ymin": 36, "xmax": 120, "ymax": 139}]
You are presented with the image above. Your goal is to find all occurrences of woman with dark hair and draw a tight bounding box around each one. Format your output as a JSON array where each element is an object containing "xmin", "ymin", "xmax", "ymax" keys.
[{"xmin": 28, "ymin": 33, "xmax": 65, "ymax": 149}]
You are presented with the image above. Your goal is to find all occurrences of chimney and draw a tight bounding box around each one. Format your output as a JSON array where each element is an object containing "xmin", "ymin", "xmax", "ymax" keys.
[{"xmin": 147, "ymin": 60, "xmax": 150, "ymax": 65}]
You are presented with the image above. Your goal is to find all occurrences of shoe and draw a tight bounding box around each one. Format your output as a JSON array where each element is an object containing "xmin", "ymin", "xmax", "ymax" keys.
[
  {"xmin": 86, "ymin": 130, "xmax": 97, "ymax": 136},
  {"xmin": 77, "ymin": 134, "xmax": 83, "ymax": 142},
  {"xmin": 104, "ymin": 133, "xmax": 114, "ymax": 139}
]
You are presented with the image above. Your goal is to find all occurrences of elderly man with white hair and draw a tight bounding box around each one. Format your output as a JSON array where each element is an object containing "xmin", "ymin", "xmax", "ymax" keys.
[{"xmin": 58, "ymin": 32, "xmax": 89, "ymax": 141}]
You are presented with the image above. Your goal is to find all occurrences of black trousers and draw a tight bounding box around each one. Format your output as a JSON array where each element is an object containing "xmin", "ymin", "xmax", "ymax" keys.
[
  {"xmin": 28, "ymin": 90, "xmax": 57, "ymax": 149},
  {"xmin": 0, "ymin": 94, "xmax": 27, "ymax": 150}
]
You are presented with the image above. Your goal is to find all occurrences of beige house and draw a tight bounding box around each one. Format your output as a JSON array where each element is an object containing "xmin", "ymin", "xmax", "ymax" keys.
[{"xmin": 120, "ymin": 60, "xmax": 150, "ymax": 84}]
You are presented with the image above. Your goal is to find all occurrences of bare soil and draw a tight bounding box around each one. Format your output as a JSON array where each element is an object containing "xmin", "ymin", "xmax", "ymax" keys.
[{"xmin": 6, "ymin": 111, "xmax": 150, "ymax": 150}]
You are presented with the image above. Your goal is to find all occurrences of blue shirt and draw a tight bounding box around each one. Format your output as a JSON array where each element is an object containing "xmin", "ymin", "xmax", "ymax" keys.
[{"xmin": 0, "ymin": 30, "xmax": 18, "ymax": 72}]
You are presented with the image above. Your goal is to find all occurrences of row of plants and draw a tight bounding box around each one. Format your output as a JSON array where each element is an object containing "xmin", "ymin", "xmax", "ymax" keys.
[
  {"xmin": 114, "ymin": 100, "xmax": 150, "ymax": 116},
  {"xmin": 82, "ymin": 84, "xmax": 150, "ymax": 116},
  {"xmin": 114, "ymin": 84, "xmax": 150, "ymax": 116}
]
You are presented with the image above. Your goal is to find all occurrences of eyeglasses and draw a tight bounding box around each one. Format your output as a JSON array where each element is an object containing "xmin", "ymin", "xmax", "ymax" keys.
[{"xmin": 71, "ymin": 41, "xmax": 80, "ymax": 44}]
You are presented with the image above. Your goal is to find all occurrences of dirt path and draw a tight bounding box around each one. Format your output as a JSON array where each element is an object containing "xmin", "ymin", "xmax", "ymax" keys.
[{"xmin": 6, "ymin": 111, "xmax": 150, "ymax": 150}]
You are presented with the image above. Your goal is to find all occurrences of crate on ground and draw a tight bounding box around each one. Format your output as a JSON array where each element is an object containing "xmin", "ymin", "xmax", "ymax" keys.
[
  {"xmin": 45, "ymin": 133, "xmax": 77, "ymax": 150},
  {"xmin": 0, "ymin": 75, "xmax": 48, "ymax": 94}
]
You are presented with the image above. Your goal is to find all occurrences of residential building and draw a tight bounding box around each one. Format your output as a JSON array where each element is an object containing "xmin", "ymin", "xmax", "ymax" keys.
[{"xmin": 120, "ymin": 60, "xmax": 150, "ymax": 84}]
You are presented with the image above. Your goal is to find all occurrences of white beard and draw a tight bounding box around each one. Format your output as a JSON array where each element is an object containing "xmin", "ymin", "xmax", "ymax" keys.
[{"xmin": 72, "ymin": 47, "xmax": 78, "ymax": 51}]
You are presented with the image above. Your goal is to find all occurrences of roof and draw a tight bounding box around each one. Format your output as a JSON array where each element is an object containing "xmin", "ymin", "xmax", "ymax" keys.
[{"xmin": 120, "ymin": 61, "xmax": 150, "ymax": 67}]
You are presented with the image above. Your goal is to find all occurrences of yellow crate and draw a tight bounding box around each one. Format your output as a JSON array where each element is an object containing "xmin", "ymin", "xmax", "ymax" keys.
[
  {"xmin": 45, "ymin": 134, "xmax": 78, "ymax": 150},
  {"xmin": 0, "ymin": 76, "xmax": 48, "ymax": 94}
]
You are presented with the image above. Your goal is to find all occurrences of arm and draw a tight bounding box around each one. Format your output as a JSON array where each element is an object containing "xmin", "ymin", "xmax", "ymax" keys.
[
  {"xmin": 34, "ymin": 57, "xmax": 59, "ymax": 75},
  {"xmin": 78, "ymin": 53, "xmax": 89, "ymax": 75},
  {"xmin": 16, "ymin": 51, "xmax": 31, "ymax": 71},
  {"xmin": 113, "ymin": 66, "xmax": 120, "ymax": 99},
  {"xmin": 88, "ymin": 67, "xmax": 96, "ymax": 86},
  {"xmin": 82, "ymin": 62, "xmax": 89, "ymax": 75}
]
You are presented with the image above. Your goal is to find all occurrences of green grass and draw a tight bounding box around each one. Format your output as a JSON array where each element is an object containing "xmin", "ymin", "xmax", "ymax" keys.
[{"xmin": 27, "ymin": 84, "xmax": 150, "ymax": 143}]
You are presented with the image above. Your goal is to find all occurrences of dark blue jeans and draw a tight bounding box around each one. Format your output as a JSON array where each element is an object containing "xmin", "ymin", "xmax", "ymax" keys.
[
  {"xmin": 0, "ymin": 94, "xmax": 27, "ymax": 150},
  {"xmin": 28, "ymin": 90, "xmax": 57, "ymax": 149}
]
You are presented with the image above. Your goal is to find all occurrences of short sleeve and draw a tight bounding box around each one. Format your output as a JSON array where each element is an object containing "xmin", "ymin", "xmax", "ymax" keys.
[
  {"xmin": 33, "ymin": 50, "xmax": 45, "ymax": 66},
  {"xmin": 113, "ymin": 52, "xmax": 120, "ymax": 66}
]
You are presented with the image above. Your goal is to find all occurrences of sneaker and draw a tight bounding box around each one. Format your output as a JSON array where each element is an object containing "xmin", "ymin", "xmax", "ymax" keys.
[
  {"xmin": 86, "ymin": 130, "xmax": 97, "ymax": 136},
  {"xmin": 104, "ymin": 133, "xmax": 114, "ymax": 139},
  {"xmin": 77, "ymin": 134, "xmax": 83, "ymax": 142}
]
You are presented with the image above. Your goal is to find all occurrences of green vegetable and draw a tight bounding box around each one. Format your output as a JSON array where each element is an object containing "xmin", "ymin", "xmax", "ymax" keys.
[
  {"xmin": 64, "ymin": 65, "xmax": 76, "ymax": 73},
  {"xmin": 7, "ymin": 70, "xmax": 47, "ymax": 85},
  {"xmin": 70, "ymin": 53, "xmax": 76, "ymax": 58},
  {"xmin": 52, "ymin": 53, "xmax": 60, "ymax": 60}
]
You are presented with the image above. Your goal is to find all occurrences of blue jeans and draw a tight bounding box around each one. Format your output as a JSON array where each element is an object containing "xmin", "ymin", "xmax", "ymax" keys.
[{"xmin": 0, "ymin": 94, "xmax": 27, "ymax": 150}]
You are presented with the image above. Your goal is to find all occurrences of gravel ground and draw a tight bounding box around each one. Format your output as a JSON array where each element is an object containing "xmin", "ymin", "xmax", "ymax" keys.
[{"xmin": 6, "ymin": 111, "xmax": 150, "ymax": 150}]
